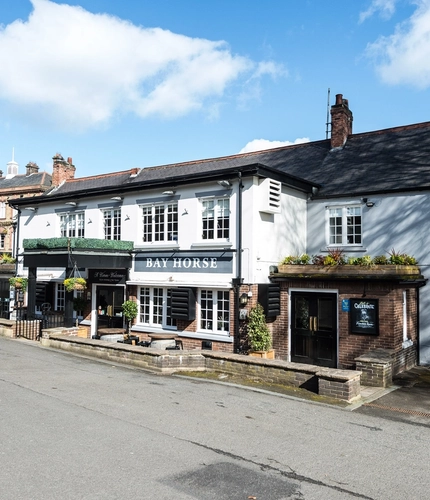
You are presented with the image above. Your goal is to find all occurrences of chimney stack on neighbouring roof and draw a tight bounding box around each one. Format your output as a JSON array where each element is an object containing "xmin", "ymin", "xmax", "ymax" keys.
[
  {"xmin": 330, "ymin": 94, "xmax": 353, "ymax": 148},
  {"xmin": 25, "ymin": 161, "xmax": 39, "ymax": 176},
  {"xmin": 52, "ymin": 153, "xmax": 76, "ymax": 186}
]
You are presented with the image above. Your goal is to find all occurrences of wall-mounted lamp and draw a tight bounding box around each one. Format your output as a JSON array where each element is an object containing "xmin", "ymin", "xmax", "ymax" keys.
[
  {"xmin": 111, "ymin": 196, "xmax": 123, "ymax": 201},
  {"xmin": 239, "ymin": 292, "xmax": 249, "ymax": 307},
  {"xmin": 87, "ymin": 218, "xmax": 92, "ymax": 224},
  {"xmin": 162, "ymin": 190, "xmax": 176, "ymax": 196},
  {"xmin": 24, "ymin": 207, "xmax": 37, "ymax": 212},
  {"xmin": 46, "ymin": 221, "xmax": 50, "ymax": 227},
  {"xmin": 65, "ymin": 201, "xmax": 77, "ymax": 207},
  {"xmin": 182, "ymin": 209, "xmax": 188, "ymax": 216},
  {"xmin": 125, "ymin": 214, "xmax": 130, "ymax": 221},
  {"xmin": 362, "ymin": 198, "xmax": 375, "ymax": 208},
  {"xmin": 86, "ymin": 291, "xmax": 91, "ymax": 301},
  {"xmin": 217, "ymin": 180, "xmax": 232, "ymax": 188}
]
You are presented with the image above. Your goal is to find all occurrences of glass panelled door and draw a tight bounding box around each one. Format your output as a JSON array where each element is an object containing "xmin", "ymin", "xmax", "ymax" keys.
[
  {"xmin": 96, "ymin": 286, "xmax": 125, "ymax": 330},
  {"xmin": 291, "ymin": 292, "xmax": 337, "ymax": 368}
]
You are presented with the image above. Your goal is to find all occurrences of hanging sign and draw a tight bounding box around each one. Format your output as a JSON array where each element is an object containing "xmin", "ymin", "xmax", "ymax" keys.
[{"xmin": 350, "ymin": 298, "xmax": 379, "ymax": 335}]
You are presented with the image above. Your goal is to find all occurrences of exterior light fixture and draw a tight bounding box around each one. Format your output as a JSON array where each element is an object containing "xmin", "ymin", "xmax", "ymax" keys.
[
  {"xmin": 124, "ymin": 215, "xmax": 130, "ymax": 221},
  {"xmin": 65, "ymin": 201, "xmax": 77, "ymax": 207},
  {"xmin": 111, "ymin": 196, "xmax": 123, "ymax": 201},
  {"xmin": 217, "ymin": 180, "xmax": 231, "ymax": 188},
  {"xmin": 239, "ymin": 293, "xmax": 249, "ymax": 307},
  {"xmin": 362, "ymin": 197, "xmax": 375, "ymax": 208},
  {"xmin": 162, "ymin": 190, "xmax": 176, "ymax": 196},
  {"xmin": 24, "ymin": 207, "xmax": 37, "ymax": 212}
]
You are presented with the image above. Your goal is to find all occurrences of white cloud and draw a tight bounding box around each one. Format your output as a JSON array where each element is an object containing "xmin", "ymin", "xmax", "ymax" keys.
[
  {"xmin": 359, "ymin": 0, "xmax": 398, "ymax": 23},
  {"xmin": 239, "ymin": 137, "xmax": 310, "ymax": 154},
  {"xmin": 0, "ymin": 0, "xmax": 285, "ymax": 130},
  {"xmin": 365, "ymin": 0, "xmax": 430, "ymax": 88}
]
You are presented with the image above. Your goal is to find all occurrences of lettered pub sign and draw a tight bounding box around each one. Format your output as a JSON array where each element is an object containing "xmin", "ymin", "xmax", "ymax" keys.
[{"xmin": 350, "ymin": 298, "xmax": 379, "ymax": 335}]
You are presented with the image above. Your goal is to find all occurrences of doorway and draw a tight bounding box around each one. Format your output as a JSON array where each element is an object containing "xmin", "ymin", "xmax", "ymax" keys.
[
  {"xmin": 291, "ymin": 292, "xmax": 338, "ymax": 368},
  {"xmin": 96, "ymin": 285, "xmax": 125, "ymax": 330}
]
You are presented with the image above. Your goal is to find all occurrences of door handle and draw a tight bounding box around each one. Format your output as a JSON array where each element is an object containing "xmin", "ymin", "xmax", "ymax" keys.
[{"xmin": 309, "ymin": 316, "xmax": 318, "ymax": 332}]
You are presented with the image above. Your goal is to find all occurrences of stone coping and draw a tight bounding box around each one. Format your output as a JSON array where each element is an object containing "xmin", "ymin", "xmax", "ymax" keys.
[{"xmin": 42, "ymin": 332, "xmax": 362, "ymax": 402}]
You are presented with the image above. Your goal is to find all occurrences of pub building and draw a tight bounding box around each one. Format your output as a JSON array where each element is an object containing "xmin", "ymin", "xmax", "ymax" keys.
[{"xmin": 10, "ymin": 93, "xmax": 430, "ymax": 373}]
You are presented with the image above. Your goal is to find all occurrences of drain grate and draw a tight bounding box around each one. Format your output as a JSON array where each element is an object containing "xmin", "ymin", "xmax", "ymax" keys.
[{"xmin": 363, "ymin": 402, "xmax": 430, "ymax": 418}]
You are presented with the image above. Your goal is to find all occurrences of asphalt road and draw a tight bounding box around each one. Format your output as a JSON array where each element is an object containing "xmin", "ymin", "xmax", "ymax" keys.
[{"xmin": 1, "ymin": 337, "xmax": 429, "ymax": 500}]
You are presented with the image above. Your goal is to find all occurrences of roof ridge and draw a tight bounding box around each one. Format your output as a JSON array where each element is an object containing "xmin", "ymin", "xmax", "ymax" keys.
[
  {"xmin": 136, "ymin": 138, "xmax": 330, "ymax": 172},
  {"xmin": 351, "ymin": 120, "xmax": 430, "ymax": 139},
  {"xmin": 65, "ymin": 168, "xmax": 138, "ymax": 184}
]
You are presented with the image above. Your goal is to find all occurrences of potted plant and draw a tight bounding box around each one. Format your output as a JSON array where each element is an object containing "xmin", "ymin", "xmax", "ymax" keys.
[
  {"xmin": 63, "ymin": 277, "xmax": 87, "ymax": 292},
  {"xmin": 247, "ymin": 303, "xmax": 274, "ymax": 359},
  {"xmin": 9, "ymin": 277, "xmax": 28, "ymax": 291},
  {"xmin": 122, "ymin": 300, "xmax": 138, "ymax": 335}
]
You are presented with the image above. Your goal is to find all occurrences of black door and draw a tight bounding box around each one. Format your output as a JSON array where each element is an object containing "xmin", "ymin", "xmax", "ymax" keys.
[
  {"xmin": 96, "ymin": 286, "xmax": 125, "ymax": 330},
  {"xmin": 291, "ymin": 292, "xmax": 337, "ymax": 368}
]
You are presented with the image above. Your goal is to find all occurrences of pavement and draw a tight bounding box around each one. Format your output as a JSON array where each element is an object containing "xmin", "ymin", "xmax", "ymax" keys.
[{"xmin": 351, "ymin": 365, "xmax": 430, "ymax": 426}]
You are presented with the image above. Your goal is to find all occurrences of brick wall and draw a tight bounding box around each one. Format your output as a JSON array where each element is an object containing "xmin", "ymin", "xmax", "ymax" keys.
[{"xmin": 273, "ymin": 278, "xmax": 418, "ymax": 374}]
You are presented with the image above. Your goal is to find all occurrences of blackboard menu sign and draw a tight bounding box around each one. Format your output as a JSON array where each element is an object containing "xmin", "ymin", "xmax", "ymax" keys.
[{"xmin": 350, "ymin": 299, "xmax": 379, "ymax": 335}]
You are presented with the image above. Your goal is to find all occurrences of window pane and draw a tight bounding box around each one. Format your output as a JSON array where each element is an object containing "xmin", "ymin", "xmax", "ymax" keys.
[
  {"xmin": 153, "ymin": 287, "xmax": 163, "ymax": 325},
  {"xmin": 216, "ymin": 290, "xmax": 230, "ymax": 332},
  {"xmin": 200, "ymin": 290, "xmax": 213, "ymax": 330},
  {"xmin": 139, "ymin": 287, "xmax": 150, "ymax": 323}
]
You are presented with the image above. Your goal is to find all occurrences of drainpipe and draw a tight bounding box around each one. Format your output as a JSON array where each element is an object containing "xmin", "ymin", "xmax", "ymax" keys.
[{"xmin": 234, "ymin": 172, "xmax": 243, "ymax": 353}]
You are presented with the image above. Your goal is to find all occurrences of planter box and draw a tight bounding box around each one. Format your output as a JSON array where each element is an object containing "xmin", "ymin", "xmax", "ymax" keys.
[
  {"xmin": 277, "ymin": 264, "xmax": 422, "ymax": 280},
  {"xmin": 249, "ymin": 349, "xmax": 275, "ymax": 359}
]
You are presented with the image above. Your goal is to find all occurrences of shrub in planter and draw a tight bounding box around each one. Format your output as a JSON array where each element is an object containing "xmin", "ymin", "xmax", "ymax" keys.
[
  {"xmin": 247, "ymin": 303, "xmax": 272, "ymax": 353},
  {"xmin": 122, "ymin": 300, "xmax": 138, "ymax": 334}
]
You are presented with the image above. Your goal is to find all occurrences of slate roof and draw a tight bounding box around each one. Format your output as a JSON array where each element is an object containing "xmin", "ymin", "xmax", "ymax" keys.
[
  {"xmin": 46, "ymin": 169, "xmax": 139, "ymax": 196},
  {"xmin": 10, "ymin": 120, "xmax": 430, "ymax": 204},
  {"xmin": 0, "ymin": 172, "xmax": 52, "ymax": 193}
]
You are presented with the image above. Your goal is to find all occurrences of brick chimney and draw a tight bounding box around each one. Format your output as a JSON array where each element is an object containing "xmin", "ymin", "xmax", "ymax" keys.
[
  {"xmin": 52, "ymin": 154, "xmax": 76, "ymax": 186},
  {"xmin": 330, "ymin": 94, "xmax": 353, "ymax": 148},
  {"xmin": 25, "ymin": 161, "xmax": 39, "ymax": 176}
]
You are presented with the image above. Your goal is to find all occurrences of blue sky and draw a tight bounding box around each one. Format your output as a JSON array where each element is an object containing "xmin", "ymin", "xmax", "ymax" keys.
[{"xmin": 0, "ymin": 0, "xmax": 429, "ymax": 177}]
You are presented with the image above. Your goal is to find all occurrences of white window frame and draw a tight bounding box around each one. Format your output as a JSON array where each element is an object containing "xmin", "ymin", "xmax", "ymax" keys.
[
  {"xmin": 60, "ymin": 212, "xmax": 85, "ymax": 238},
  {"xmin": 201, "ymin": 197, "xmax": 230, "ymax": 241},
  {"xmin": 138, "ymin": 286, "xmax": 177, "ymax": 330},
  {"xmin": 103, "ymin": 208, "xmax": 121, "ymax": 240},
  {"xmin": 141, "ymin": 202, "xmax": 178, "ymax": 243},
  {"xmin": 326, "ymin": 205, "xmax": 362, "ymax": 246},
  {"xmin": 56, "ymin": 283, "xmax": 65, "ymax": 311},
  {"xmin": 198, "ymin": 289, "xmax": 230, "ymax": 336}
]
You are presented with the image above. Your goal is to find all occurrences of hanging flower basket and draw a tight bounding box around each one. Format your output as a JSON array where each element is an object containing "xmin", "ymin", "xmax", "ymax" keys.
[
  {"xmin": 63, "ymin": 277, "xmax": 87, "ymax": 292},
  {"xmin": 9, "ymin": 277, "xmax": 28, "ymax": 292}
]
